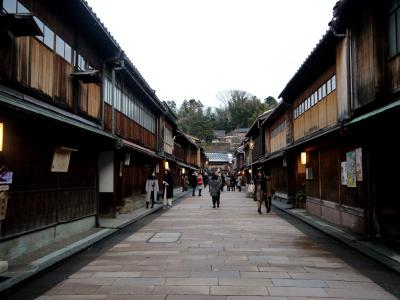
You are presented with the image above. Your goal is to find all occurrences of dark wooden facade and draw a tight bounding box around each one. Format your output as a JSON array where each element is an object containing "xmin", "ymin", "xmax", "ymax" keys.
[{"xmin": 235, "ymin": 0, "xmax": 400, "ymax": 240}]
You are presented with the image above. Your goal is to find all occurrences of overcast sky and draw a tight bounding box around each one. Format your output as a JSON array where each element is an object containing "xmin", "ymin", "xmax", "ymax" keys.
[{"xmin": 87, "ymin": 0, "xmax": 338, "ymax": 108}]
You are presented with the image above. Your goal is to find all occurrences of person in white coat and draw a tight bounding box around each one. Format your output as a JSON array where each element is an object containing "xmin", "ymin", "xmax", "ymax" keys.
[{"xmin": 145, "ymin": 172, "xmax": 159, "ymax": 209}]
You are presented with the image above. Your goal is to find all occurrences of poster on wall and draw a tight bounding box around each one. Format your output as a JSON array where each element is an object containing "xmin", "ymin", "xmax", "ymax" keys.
[
  {"xmin": 0, "ymin": 171, "xmax": 13, "ymax": 185},
  {"xmin": 341, "ymin": 162, "xmax": 347, "ymax": 186},
  {"xmin": 355, "ymin": 148, "xmax": 363, "ymax": 181},
  {"xmin": 346, "ymin": 151, "xmax": 357, "ymax": 187}
]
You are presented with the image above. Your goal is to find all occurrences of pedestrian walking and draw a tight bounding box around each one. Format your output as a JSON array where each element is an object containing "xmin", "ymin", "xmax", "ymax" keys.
[
  {"xmin": 230, "ymin": 173, "xmax": 236, "ymax": 191},
  {"xmin": 226, "ymin": 176, "xmax": 231, "ymax": 191},
  {"xmin": 190, "ymin": 172, "xmax": 197, "ymax": 196},
  {"xmin": 236, "ymin": 174, "xmax": 242, "ymax": 192},
  {"xmin": 209, "ymin": 173, "xmax": 221, "ymax": 208},
  {"xmin": 197, "ymin": 172, "xmax": 204, "ymax": 196},
  {"xmin": 163, "ymin": 169, "xmax": 174, "ymax": 208},
  {"xmin": 254, "ymin": 170, "xmax": 265, "ymax": 214},
  {"xmin": 265, "ymin": 173, "xmax": 275, "ymax": 213},
  {"xmin": 145, "ymin": 172, "xmax": 159, "ymax": 209},
  {"xmin": 202, "ymin": 172, "xmax": 209, "ymax": 189},
  {"xmin": 220, "ymin": 174, "xmax": 225, "ymax": 192}
]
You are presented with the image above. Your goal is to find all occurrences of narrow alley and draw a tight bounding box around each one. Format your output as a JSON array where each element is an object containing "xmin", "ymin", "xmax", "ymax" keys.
[{"xmin": 7, "ymin": 190, "xmax": 400, "ymax": 300}]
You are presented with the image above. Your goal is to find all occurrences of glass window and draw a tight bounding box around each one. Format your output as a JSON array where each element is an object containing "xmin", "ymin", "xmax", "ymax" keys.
[
  {"xmin": 55, "ymin": 35, "xmax": 64, "ymax": 57},
  {"xmin": 307, "ymin": 97, "xmax": 311, "ymax": 108},
  {"xmin": 3, "ymin": 0, "xmax": 17, "ymax": 13},
  {"xmin": 17, "ymin": 1, "xmax": 29, "ymax": 13},
  {"xmin": 78, "ymin": 54, "xmax": 85, "ymax": 70},
  {"xmin": 64, "ymin": 43, "xmax": 72, "ymax": 64},
  {"xmin": 322, "ymin": 83, "xmax": 327, "ymax": 98},
  {"xmin": 332, "ymin": 75, "xmax": 337, "ymax": 90},
  {"xmin": 327, "ymin": 79, "xmax": 332, "ymax": 94},
  {"xmin": 43, "ymin": 25, "xmax": 54, "ymax": 49},
  {"xmin": 34, "ymin": 16, "xmax": 44, "ymax": 42}
]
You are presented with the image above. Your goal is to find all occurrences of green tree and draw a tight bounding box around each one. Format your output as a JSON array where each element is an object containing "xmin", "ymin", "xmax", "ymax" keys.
[
  {"xmin": 264, "ymin": 96, "xmax": 278, "ymax": 110},
  {"xmin": 165, "ymin": 100, "xmax": 177, "ymax": 114},
  {"xmin": 177, "ymin": 99, "xmax": 214, "ymax": 142}
]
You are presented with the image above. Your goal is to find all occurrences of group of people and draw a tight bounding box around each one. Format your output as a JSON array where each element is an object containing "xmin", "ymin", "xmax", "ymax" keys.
[
  {"xmin": 145, "ymin": 168, "xmax": 275, "ymax": 215},
  {"xmin": 189, "ymin": 171, "xmax": 208, "ymax": 197},
  {"xmin": 253, "ymin": 169, "xmax": 275, "ymax": 214},
  {"xmin": 145, "ymin": 169, "xmax": 174, "ymax": 209}
]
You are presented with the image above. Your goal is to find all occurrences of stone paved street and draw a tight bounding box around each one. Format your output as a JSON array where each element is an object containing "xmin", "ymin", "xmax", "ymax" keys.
[{"xmin": 11, "ymin": 191, "xmax": 400, "ymax": 299}]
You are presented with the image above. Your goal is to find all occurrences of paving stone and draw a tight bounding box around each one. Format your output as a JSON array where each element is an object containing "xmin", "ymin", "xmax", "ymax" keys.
[
  {"xmin": 93, "ymin": 272, "xmax": 141, "ymax": 278},
  {"xmin": 165, "ymin": 277, "xmax": 218, "ymax": 285},
  {"xmin": 240, "ymin": 272, "xmax": 290, "ymax": 279},
  {"xmin": 191, "ymin": 271, "xmax": 240, "ymax": 278},
  {"xmin": 37, "ymin": 296, "xmax": 107, "ymax": 299},
  {"xmin": 105, "ymin": 296, "xmax": 165, "ymax": 300},
  {"xmin": 211, "ymin": 286, "xmax": 269, "ymax": 296},
  {"xmin": 111, "ymin": 277, "xmax": 164, "ymax": 285},
  {"xmin": 324, "ymin": 287, "xmax": 398, "ymax": 299},
  {"xmin": 227, "ymin": 297, "xmax": 288, "ymax": 300},
  {"xmin": 268, "ymin": 287, "xmax": 328, "ymax": 297},
  {"xmin": 97, "ymin": 285, "xmax": 154, "ymax": 295},
  {"xmin": 271, "ymin": 278, "xmax": 328, "ymax": 288},
  {"xmin": 166, "ymin": 296, "xmax": 226, "ymax": 300},
  {"xmin": 39, "ymin": 190, "xmax": 398, "ymax": 300},
  {"xmin": 219, "ymin": 278, "xmax": 273, "ymax": 287},
  {"xmin": 153, "ymin": 285, "xmax": 210, "ymax": 295}
]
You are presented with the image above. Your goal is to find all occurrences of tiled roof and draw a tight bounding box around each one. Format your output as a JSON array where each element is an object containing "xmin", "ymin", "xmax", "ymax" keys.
[{"xmin": 206, "ymin": 152, "xmax": 232, "ymax": 163}]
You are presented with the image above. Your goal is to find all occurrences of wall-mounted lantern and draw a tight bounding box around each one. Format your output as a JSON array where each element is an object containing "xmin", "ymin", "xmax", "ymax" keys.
[
  {"xmin": 182, "ymin": 168, "xmax": 185, "ymax": 174},
  {"xmin": 301, "ymin": 152, "xmax": 307, "ymax": 165},
  {"xmin": 164, "ymin": 160, "xmax": 169, "ymax": 170}
]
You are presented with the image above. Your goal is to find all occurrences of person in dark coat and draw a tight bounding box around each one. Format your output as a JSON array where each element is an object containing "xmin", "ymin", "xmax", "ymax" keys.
[
  {"xmin": 163, "ymin": 170, "xmax": 174, "ymax": 208},
  {"xmin": 220, "ymin": 174, "xmax": 225, "ymax": 192},
  {"xmin": 209, "ymin": 173, "xmax": 222, "ymax": 208},
  {"xmin": 190, "ymin": 172, "xmax": 198, "ymax": 196}
]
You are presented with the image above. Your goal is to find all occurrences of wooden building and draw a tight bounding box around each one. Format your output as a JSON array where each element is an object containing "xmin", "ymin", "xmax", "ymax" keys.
[
  {"xmin": 0, "ymin": 0, "xmax": 207, "ymax": 264},
  {"xmin": 0, "ymin": 0, "xmax": 121, "ymax": 260},
  {"xmin": 236, "ymin": 0, "xmax": 400, "ymax": 242}
]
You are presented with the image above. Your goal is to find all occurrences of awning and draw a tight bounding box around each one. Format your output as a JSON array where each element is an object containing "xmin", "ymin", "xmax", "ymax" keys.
[
  {"xmin": 347, "ymin": 100, "xmax": 400, "ymax": 125},
  {"xmin": 0, "ymin": 13, "xmax": 42, "ymax": 37},
  {"xmin": 284, "ymin": 126, "xmax": 340, "ymax": 151},
  {"xmin": 71, "ymin": 70, "xmax": 102, "ymax": 84},
  {"xmin": 260, "ymin": 151, "xmax": 286, "ymax": 164},
  {"xmin": 0, "ymin": 88, "xmax": 115, "ymax": 140},
  {"xmin": 176, "ymin": 160, "xmax": 197, "ymax": 171},
  {"xmin": 122, "ymin": 139, "xmax": 161, "ymax": 159}
]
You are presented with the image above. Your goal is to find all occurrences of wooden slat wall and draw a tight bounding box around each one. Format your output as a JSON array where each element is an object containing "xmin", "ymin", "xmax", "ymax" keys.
[
  {"xmin": 53, "ymin": 55, "xmax": 73, "ymax": 107},
  {"xmin": 320, "ymin": 146, "xmax": 339, "ymax": 203},
  {"xmin": 104, "ymin": 107, "xmax": 156, "ymax": 150},
  {"xmin": 271, "ymin": 165, "xmax": 288, "ymax": 195},
  {"xmin": 5, "ymin": 36, "xmax": 103, "ymax": 119},
  {"xmin": 0, "ymin": 118, "xmax": 98, "ymax": 238},
  {"xmin": 306, "ymin": 149, "xmax": 320, "ymax": 199},
  {"xmin": 30, "ymin": 38, "xmax": 54, "ymax": 96},
  {"xmin": 293, "ymin": 90, "xmax": 337, "ymax": 141},
  {"xmin": 351, "ymin": 6, "xmax": 376, "ymax": 109},
  {"xmin": 173, "ymin": 143, "xmax": 185, "ymax": 161},
  {"xmin": 13, "ymin": 37, "xmax": 30, "ymax": 86}
]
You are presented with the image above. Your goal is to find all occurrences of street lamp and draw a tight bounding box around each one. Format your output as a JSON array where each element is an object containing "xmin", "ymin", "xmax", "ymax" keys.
[{"xmin": 249, "ymin": 139, "xmax": 255, "ymax": 183}]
